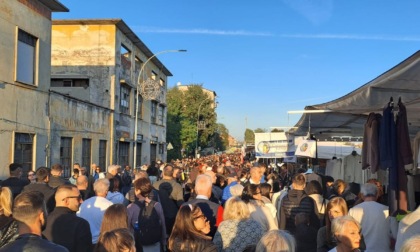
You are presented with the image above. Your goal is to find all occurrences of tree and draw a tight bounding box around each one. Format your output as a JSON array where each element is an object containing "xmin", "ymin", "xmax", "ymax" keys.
[
  {"xmin": 211, "ymin": 123, "xmax": 229, "ymax": 151},
  {"xmin": 166, "ymin": 85, "xmax": 218, "ymax": 159},
  {"xmin": 244, "ymin": 128, "xmax": 255, "ymax": 144},
  {"xmin": 271, "ymin": 128, "xmax": 284, "ymax": 132},
  {"xmin": 254, "ymin": 128, "xmax": 267, "ymax": 133}
]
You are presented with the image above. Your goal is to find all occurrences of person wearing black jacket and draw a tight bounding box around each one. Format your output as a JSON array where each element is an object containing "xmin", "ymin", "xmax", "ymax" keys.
[
  {"xmin": 279, "ymin": 173, "xmax": 320, "ymax": 235},
  {"xmin": 43, "ymin": 184, "xmax": 92, "ymax": 252}
]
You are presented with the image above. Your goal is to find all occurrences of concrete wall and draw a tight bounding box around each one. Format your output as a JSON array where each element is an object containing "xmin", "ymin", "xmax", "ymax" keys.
[
  {"xmin": 0, "ymin": 0, "xmax": 56, "ymax": 178},
  {"xmin": 51, "ymin": 21, "xmax": 168, "ymax": 167},
  {"xmin": 48, "ymin": 92, "xmax": 111, "ymax": 173}
]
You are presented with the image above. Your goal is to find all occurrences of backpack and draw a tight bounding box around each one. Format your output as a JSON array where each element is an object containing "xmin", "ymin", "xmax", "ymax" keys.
[
  {"xmin": 122, "ymin": 171, "xmax": 132, "ymax": 187},
  {"xmin": 133, "ymin": 200, "xmax": 162, "ymax": 246}
]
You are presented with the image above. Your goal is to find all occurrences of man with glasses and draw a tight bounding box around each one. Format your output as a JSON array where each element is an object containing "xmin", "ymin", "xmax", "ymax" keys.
[{"xmin": 43, "ymin": 184, "xmax": 92, "ymax": 252}]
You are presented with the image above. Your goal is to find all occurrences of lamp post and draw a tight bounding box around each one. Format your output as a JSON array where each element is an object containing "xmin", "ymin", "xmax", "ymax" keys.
[
  {"xmin": 133, "ymin": 49, "xmax": 187, "ymax": 169},
  {"xmin": 195, "ymin": 99, "xmax": 207, "ymax": 158}
]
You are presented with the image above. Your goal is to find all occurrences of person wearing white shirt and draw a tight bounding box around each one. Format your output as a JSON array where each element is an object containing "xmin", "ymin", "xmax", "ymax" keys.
[
  {"xmin": 348, "ymin": 183, "xmax": 390, "ymax": 252},
  {"xmin": 77, "ymin": 178, "xmax": 113, "ymax": 244}
]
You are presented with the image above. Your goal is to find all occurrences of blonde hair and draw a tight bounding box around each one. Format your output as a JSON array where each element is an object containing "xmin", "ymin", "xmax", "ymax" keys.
[
  {"xmin": 0, "ymin": 187, "xmax": 13, "ymax": 216},
  {"xmin": 223, "ymin": 197, "xmax": 250, "ymax": 221},
  {"xmin": 401, "ymin": 235, "xmax": 420, "ymax": 252},
  {"xmin": 256, "ymin": 230, "xmax": 296, "ymax": 252}
]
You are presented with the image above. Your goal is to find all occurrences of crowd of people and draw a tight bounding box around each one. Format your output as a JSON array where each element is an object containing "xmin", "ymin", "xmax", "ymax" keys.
[{"xmin": 0, "ymin": 154, "xmax": 420, "ymax": 251}]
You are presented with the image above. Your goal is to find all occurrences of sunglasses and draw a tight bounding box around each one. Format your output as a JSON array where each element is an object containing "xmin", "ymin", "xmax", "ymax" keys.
[{"xmin": 62, "ymin": 195, "xmax": 82, "ymax": 201}]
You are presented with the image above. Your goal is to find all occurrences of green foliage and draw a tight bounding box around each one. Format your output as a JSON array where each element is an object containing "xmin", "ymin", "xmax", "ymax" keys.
[
  {"xmin": 211, "ymin": 123, "xmax": 229, "ymax": 151},
  {"xmin": 244, "ymin": 128, "xmax": 255, "ymax": 144},
  {"xmin": 254, "ymin": 128, "xmax": 267, "ymax": 133},
  {"xmin": 166, "ymin": 84, "xmax": 220, "ymax": 158},
  {"xmin": 271, "ymin": 128, "xmax": 284, "ymax": 132}
]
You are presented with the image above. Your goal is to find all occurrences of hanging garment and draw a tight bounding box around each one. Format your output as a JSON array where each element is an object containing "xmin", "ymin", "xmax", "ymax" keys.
[
  {"xmin": 325, "ymin": 159, "xmax": 343, "ymax": 181},
  {"xmin": 362, "ymin": 112, "xmax": 382, "ymax": 173},
  {"xmin": 395, "ymin": 101, "xmax": 413, "ymax": 211},
  {"xmin": 379, "ymin": 104, "xmax": 398, "ymax": 214},
  {"xmin": 412, "ymin": 131, "xmax": 420, "ymax": 173},
  {"xmin": 342, "ymin": 154, "xmax": 363, "ymax": 185}
]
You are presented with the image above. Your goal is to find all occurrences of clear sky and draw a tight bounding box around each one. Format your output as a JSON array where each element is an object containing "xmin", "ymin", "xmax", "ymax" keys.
[{"xmin": 54, "ymin": 0, "xmax": 420, "ymax": 141}]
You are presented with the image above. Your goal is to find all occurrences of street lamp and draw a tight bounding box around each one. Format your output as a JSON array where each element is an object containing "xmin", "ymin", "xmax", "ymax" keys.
[
  {"xmin": 133, "ymin": 49, "xmax": 187, "ymax": 169},
  {"xmin": 195, "ymin": 99, "xmax": 207, "ymax": 158}
]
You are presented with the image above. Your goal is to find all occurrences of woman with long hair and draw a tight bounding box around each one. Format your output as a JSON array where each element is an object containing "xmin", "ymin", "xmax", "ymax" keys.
[
  {"xmin": 241, "ymin": 184, "xmax": 278, "ymax": 232},
  {"xmin": 213, "ymin": 197, "xmax": 264, "ymax": 252},
  {"xmin": 106, "ymin": 177, "xmax": 125, "ymax": 204},
  {"xmin": 168, "ymin": 204, "xmax": 217, "ymax": 252},
  {"xmin": 316, "ymin": 197, "xmax": 347, "ymax": 252},
  {"xmin": 100, "ymin": 204, "xmax": 128, "ymax": 234},
  {"xmin": 260, "ymin": 183, "xmax": 277, "ymax": 219},
  {"xmin": 0, "ymin": 187, "xmax": 18, "ymax": 248}
]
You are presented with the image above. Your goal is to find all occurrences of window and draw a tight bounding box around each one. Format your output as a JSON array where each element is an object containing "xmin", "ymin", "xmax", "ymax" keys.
[
  {"xmin": 159, "ymin": 78, "xmax": 165, "ymax": 87},
  {"xmin": 151, "ymin": 101, "xmax": 158, "ymax": 123},
  {"xmin": 99, "ymin": 140, "xmax": 107, "ymax": 171},
  {"xmin": 118, "ymin": 142, "xmax": 130, "ymax": 167},
  {"xmin": 136, "ymin": 143, "xmax": 142, "ymax": 167},
  {"xmin": 82, "ymin": 138, "xmax": 91, "ymax": 169},
  {"xmin": 120, "ymin": 84, "xmax": 130, "ymax": 114},
  {"xmin": 158, "ymin": 105, "xmax": 164, "ymax": 125},
  {"xmin": 120, "ymin": 44, "xmax": 131, "ymax": 70},
  {"xmin": 159, "ymin": 143, "xmax": 164, "ymax": 154},
  {"xmin": 134, "ymin": 92, "xmax": 143, "ymax": 119},
  {"xmin": 51, "ymin": 78, "xmax": 89, "ymax": 88},
  {"xmin": 151, "ymin": 71, "xmax": 157, "ymax": 80},
  {"xmin": 14, "ymin": 133, "xmax": 34, "ymax": 173},
  {"xmin": 17, "ymin": 29, "xmax": 37, "ymax": 85},
  {"xmin": 60, "ymin": 137, "xmax": 72, "ymax": 178}
]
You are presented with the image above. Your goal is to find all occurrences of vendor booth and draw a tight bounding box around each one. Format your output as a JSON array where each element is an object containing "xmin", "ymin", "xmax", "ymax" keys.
[{"xmin": 292, "ymin": 51, "xmax": 420, "ymax": 213}]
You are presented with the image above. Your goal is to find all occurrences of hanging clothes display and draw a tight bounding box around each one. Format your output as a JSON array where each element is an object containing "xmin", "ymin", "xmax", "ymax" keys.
[
  {"xmin": 342, "ymin": 152, "xmax": 363, "ymax": 185},
  {"xmin": 376, "ymin": 98, "xmax": 413, "ymax": 213},
  {"xmin": 362, "ymin": 112, "xmax": 382, "ymax": 173},
  {"xmin": 395, "ymin": 100, "xmax": 413, "ymax": 211},
  {"xmin": 379, "ymin": 100, "xmax": 399, "ymax": 213},
  {"xmin": 325, "ymin": 158, "xmax": 343, "ymax": 180}
]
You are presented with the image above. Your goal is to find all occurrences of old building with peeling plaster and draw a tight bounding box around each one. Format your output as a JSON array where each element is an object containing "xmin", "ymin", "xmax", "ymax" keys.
[{"xmin": 0, "ymin": 1, "xmax": 169, "ymax": 179}]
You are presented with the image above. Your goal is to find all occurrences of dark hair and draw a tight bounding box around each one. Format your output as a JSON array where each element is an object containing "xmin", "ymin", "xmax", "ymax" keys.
[
  {"xmin": 134, "ymin": 177, "xmax": 152, "ymax": 197},
  {"xmin": 168, "ymin": 205, "xmax": 211, "ymax": 251},
  {"xmin": 110, "ymin": 177, "xmax": 120, "ymax": 192},
  {"xmin": 73, "ymin": 169, "xmax": 79, "ymax": 175},
  {"xmin": 241, "ymin": 184, "xmax": 260, "ymax": 204},
  {"xmin": 324, "ymin": 176, "xmax": 334, "ymax": 184},
  {"xmin": 13, "ymin": 191, "xmax": 46, "ymax": 224},
  {"xmin": 9, "ymin": 163, "xmax": 21, "ymax": 173},
  {"xmin": 272, "ymin": 180, "xmax": 281, "ymax": 193},
  {"xmin": 36, "ymin": 167, "xmax": 50, "ymax": 182},
  {"xmin": 305, "ymin": 180, "xmax": 323, "ymax": 195},
  {"xmin": 260, "ymin": 183, "xmax": 272, "ymax": 199}
]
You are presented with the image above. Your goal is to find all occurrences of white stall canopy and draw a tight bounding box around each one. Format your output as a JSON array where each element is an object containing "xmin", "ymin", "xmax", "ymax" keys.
[{"xmin": 293, "ymin": 51, "xmax": 420, "ymax": 140}]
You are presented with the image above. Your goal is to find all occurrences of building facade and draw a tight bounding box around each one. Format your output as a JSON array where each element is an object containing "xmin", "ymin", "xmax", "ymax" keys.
[
  {"xmin": 0, "ymin": 0, "xmax": 68, "ymax": 178},
  {"xmin": 51, "ymin": 19, "xmax": 170, "ymax": 174}
]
